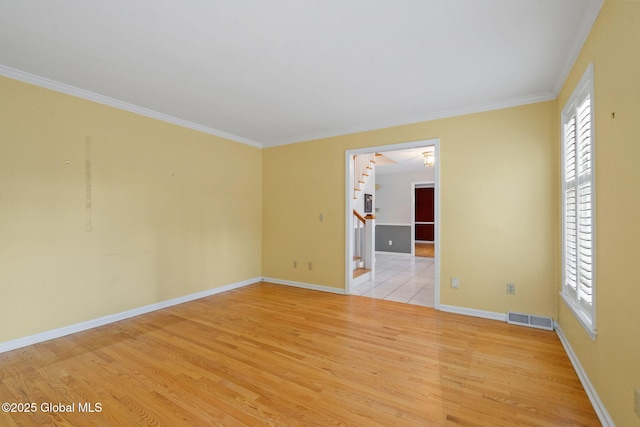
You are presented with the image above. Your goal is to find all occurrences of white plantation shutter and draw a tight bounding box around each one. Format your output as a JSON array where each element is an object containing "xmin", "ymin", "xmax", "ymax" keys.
[
  {"xmin": 563, "ymin": 117, "xmax": 578, "ymax": 297},
  {"xmin": 576, "ymin": 96, "xmax": 593, "ymax": 311},
  {"xmin": 562, "ymin": 65, "xmax": 595, "ymax": 337}
]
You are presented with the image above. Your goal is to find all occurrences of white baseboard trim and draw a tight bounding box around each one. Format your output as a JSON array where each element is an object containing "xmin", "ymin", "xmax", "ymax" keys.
[
  {"xmin": 437, "ymin": 304, "xmax": 507, "ymax": 322},
  {"xmin": 0, "ymin": 277, "xmax": 261, "ymax": 354},
  {"xmin": 436, "ymin": 307, "xmax": 613, "ymax": 425},
  {"xmin": 375, "ymin": 251, "xmax": 413, "ymax": 257},
  {"xmin": 262, "ymin": 277, "xmax": 347, "ymax": 295},
  {"xmin": 555, "ymin": 323, "xmax": 615, "ymax": 427}
]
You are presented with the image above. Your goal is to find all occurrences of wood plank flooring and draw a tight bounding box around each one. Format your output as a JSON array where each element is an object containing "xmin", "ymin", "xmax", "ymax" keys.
[
  {"xmin": 415, "ymin": 243, "xmax": 434, "ymax": 258},
  {"xmin": 0, "ymin": 282, "xmax": 599, "ymax": 426}
]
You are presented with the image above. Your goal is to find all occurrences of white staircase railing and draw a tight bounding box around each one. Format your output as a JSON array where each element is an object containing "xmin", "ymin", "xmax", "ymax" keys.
[
  {"xmin": 352, "ymin": 154, "xmax": 377, "ymax": 280},
  {"xmin": 354, "ymin": 209, "xmax": 366, "ymax": 269},
  {"xmin": 353, "ymin": 209, "xmax": 375, "ymax": 277}
]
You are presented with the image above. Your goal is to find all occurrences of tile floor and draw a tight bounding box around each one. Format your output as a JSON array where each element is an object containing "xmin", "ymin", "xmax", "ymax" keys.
[{"xmin": 352, "ymin": 252, "xmax": 435, "ymax": 307}]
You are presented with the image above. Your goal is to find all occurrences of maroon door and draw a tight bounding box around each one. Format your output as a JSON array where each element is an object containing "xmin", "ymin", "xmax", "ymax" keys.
[{"xmin": 415, "ymin": 187, "xmax": 434, "ymax": 241}]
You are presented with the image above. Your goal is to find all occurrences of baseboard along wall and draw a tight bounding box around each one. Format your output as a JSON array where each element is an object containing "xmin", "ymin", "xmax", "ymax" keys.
[
  {"xmin": 555, "ymin": 324, "xmax": 615, "ymax": 427},
  {"xmin": 0, "ymin": 277, "xmax": 262, "ymax": 354},
  {"xmin": 261, "ymin": 277, "xmax": 347, "ymax": 295},
  {"xmin": 0, "ymin": 277, "xmax": 614, "ymax": 427}
]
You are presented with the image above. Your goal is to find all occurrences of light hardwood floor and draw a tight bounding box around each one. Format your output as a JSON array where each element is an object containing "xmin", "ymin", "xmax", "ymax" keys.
[
  {"xmin": 415, "ymin": 243, "xmax": 434, "ymax": 258},
  {"xmin": 0, "ymin": 282, "xmax": 598, "ymax": 426}
]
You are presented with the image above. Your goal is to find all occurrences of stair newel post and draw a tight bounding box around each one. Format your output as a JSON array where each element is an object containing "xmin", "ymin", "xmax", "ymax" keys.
[
  {"xmin": 353, "ymin": 210, "xmax": 366, "ymax": 271},
  {"xmin": 364, "ymin": 213, "xmax": 375, "ymax": 280}
]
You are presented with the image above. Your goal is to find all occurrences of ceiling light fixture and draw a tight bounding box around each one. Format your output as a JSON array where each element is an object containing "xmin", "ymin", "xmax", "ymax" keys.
[{"xmin": 423, "ymin": 151, "xmax": 435, "ymax": 167}]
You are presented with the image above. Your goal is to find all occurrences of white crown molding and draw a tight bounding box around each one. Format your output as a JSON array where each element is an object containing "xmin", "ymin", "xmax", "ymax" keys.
[
  {"xmin": 263, "ymin": 277, "xmax": 347, "ymax": 295},
  {"xmin": 265, "ymin": 92, "xmax": 555, "ymax": 148},
  {"xmin": 552, "ymin": 0, "xmax": 604, "ymax": 96},
  {"xmin": 555, "ymin": 323, "xmax": 615, "ymax": 427},
  {"xmin": 0, "ymin": 65, "xmax": 263, "ymax": 148},
  {"xmin": 0, "ymin": 277, "xmax": 261, "ymax": 354},
  {"xmin": 2, "ymin": 62, "xmax": 575, "ymax": 151}
]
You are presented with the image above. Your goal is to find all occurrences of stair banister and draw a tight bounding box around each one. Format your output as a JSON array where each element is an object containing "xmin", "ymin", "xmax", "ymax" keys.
[
  {"xmin": 352, "ymin": 154, "xmax": 377, "ymax": 280},
  {"xmin": 353, "ymin": 209, "xmax": 366, "ymax": 269}
]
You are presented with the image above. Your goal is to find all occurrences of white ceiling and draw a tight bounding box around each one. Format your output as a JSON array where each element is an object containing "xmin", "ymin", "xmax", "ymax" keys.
[
  {"xmin": 0, "ymin": 0, "xmax": 602, "ymax": 148},
  {"xmin": 376, "ymin": 147, "xmax": 434, "ymax": 174}
]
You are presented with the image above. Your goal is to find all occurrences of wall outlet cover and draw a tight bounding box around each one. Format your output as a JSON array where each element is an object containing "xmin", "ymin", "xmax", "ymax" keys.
[{"xmin": 634, "ymin": 386, "xmax": 640, "ymax": 418}]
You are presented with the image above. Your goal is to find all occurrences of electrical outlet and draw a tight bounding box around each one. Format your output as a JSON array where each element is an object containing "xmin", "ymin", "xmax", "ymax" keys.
[
  {"xmin": 506, "ymin": 283, "xmax": 516, "ymax": 295},
  {"xmin": 308, "ymin": 262, "xmax": 313, "ymax": 270},
  {"xmin": 389, "ymin": 240, "xmax": 393, "ymax": 246},
  {"xmin": 319, "ymin": 213, "xmax": 324, "ymax": 222},
  {"xmin": 293, "ymin": 261, "xmax": 297, "ymax": 268},
  {"xmin": 634, "ymin": 386, "xmax": 640, "ymax": 418},
  {"xmin": 451, "ymin": 277, "xmax": 460, "ymax": 289}
]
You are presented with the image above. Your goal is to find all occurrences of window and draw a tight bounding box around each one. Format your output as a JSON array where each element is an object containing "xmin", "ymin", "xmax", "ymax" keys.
[{"xmin": 561, "ymin": 64, "xmax": 596, "ymax": 338}]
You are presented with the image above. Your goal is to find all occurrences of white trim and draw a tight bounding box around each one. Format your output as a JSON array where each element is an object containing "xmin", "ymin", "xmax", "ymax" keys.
[
  {"xmin": 375, "ymin": 250, "xmax": 413, "ymax": 257},
  {"xmin": 269, "ymin": 93, "xmax": 554, "ymax": 147},
  {"xmin": 552, "ymin": 0, "xmax": 604, "ymax": 96},
  {"xmin": 432, "ymin": 143, "xmax": 441, "ymax": 310},
  {"xmin": 0, "ymin": 65, "xmax": 263, "ymax": 148},
  {"xmin": 561, "ymin": 63, "xmax": 596, "ymax": 338},
  {"xmin": 555, "ymin": 324, "xmax": 615, "ymax": 427},
  {"xmin": 0, "ymin": 277, "xmax": 261, "ymax": 354},
  {"xmin": 345, "ymin": 151, "xmax": 356, "ymax": 295},
  {"xmin": 560, "ymin": 292, "xmax": 597, "ymax": 340},
  {"xmin": 376, "ymin": 223, "xmax": 412, "ymax": 227},
  {"xmin": 561, "ymin": 63, "xmax": 595, "ymax": 118},
  {"xmin": 438, "ymin": 304, "xmax": 507, "ymax": 322},
  {"xmin": 2, "ymin": 54, "xmax": 602, "ymax": 152},
  {"xmin": 345, "ymin": 139, "xmax": 440, "ymax": 300},
  {"xmin": 263, "ymin": 277, "xmax": 347, "ymax": 295}
]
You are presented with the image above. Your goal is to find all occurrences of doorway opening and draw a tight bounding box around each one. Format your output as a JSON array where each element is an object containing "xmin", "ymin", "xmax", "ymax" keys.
[
  {"xmin": 413, "ymin": 182, "xmax": 435, "ymax": 258},
  {"xmin": 345, "ymin": 139, "xmax": 440, "ymax": 308}
]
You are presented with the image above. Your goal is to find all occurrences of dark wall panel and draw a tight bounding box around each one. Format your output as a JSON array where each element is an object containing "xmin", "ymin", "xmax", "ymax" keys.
[{"xmin": 375, "ymin": 225, "xmax": 412, "ymax": 253}]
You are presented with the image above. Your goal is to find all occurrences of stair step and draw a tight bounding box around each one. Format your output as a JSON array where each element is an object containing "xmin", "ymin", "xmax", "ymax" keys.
[{"xmin": 353, "ymin": 268, "xmax": 370, "ymax": 279}]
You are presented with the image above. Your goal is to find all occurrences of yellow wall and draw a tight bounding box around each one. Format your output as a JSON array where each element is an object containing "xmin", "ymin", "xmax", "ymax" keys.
[
  {"xmin": 5, "ymin": 3, "xmax": 636, "ymax": 422},
  {"xmin": 263, "ymin": 101, "xmax": 558, "ymax": 317},
  {"xmin": 556, "ymin": 1, "xmax": 640, "ymax": 425},
  {"xmin": 0, "ymin": 77, "xmax": 263, "ymax": 343}
]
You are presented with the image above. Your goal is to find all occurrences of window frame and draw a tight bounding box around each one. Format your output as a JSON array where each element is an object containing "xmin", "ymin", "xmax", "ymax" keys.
[{"xmin": 560, "ymin": 63, "xmax": 596, "ymax": 339}]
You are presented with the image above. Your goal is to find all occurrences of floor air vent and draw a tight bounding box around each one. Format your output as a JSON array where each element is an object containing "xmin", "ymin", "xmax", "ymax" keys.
[{"xmin": 507, "ymin": 312, "xmax": 554, "ymax": 331}]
